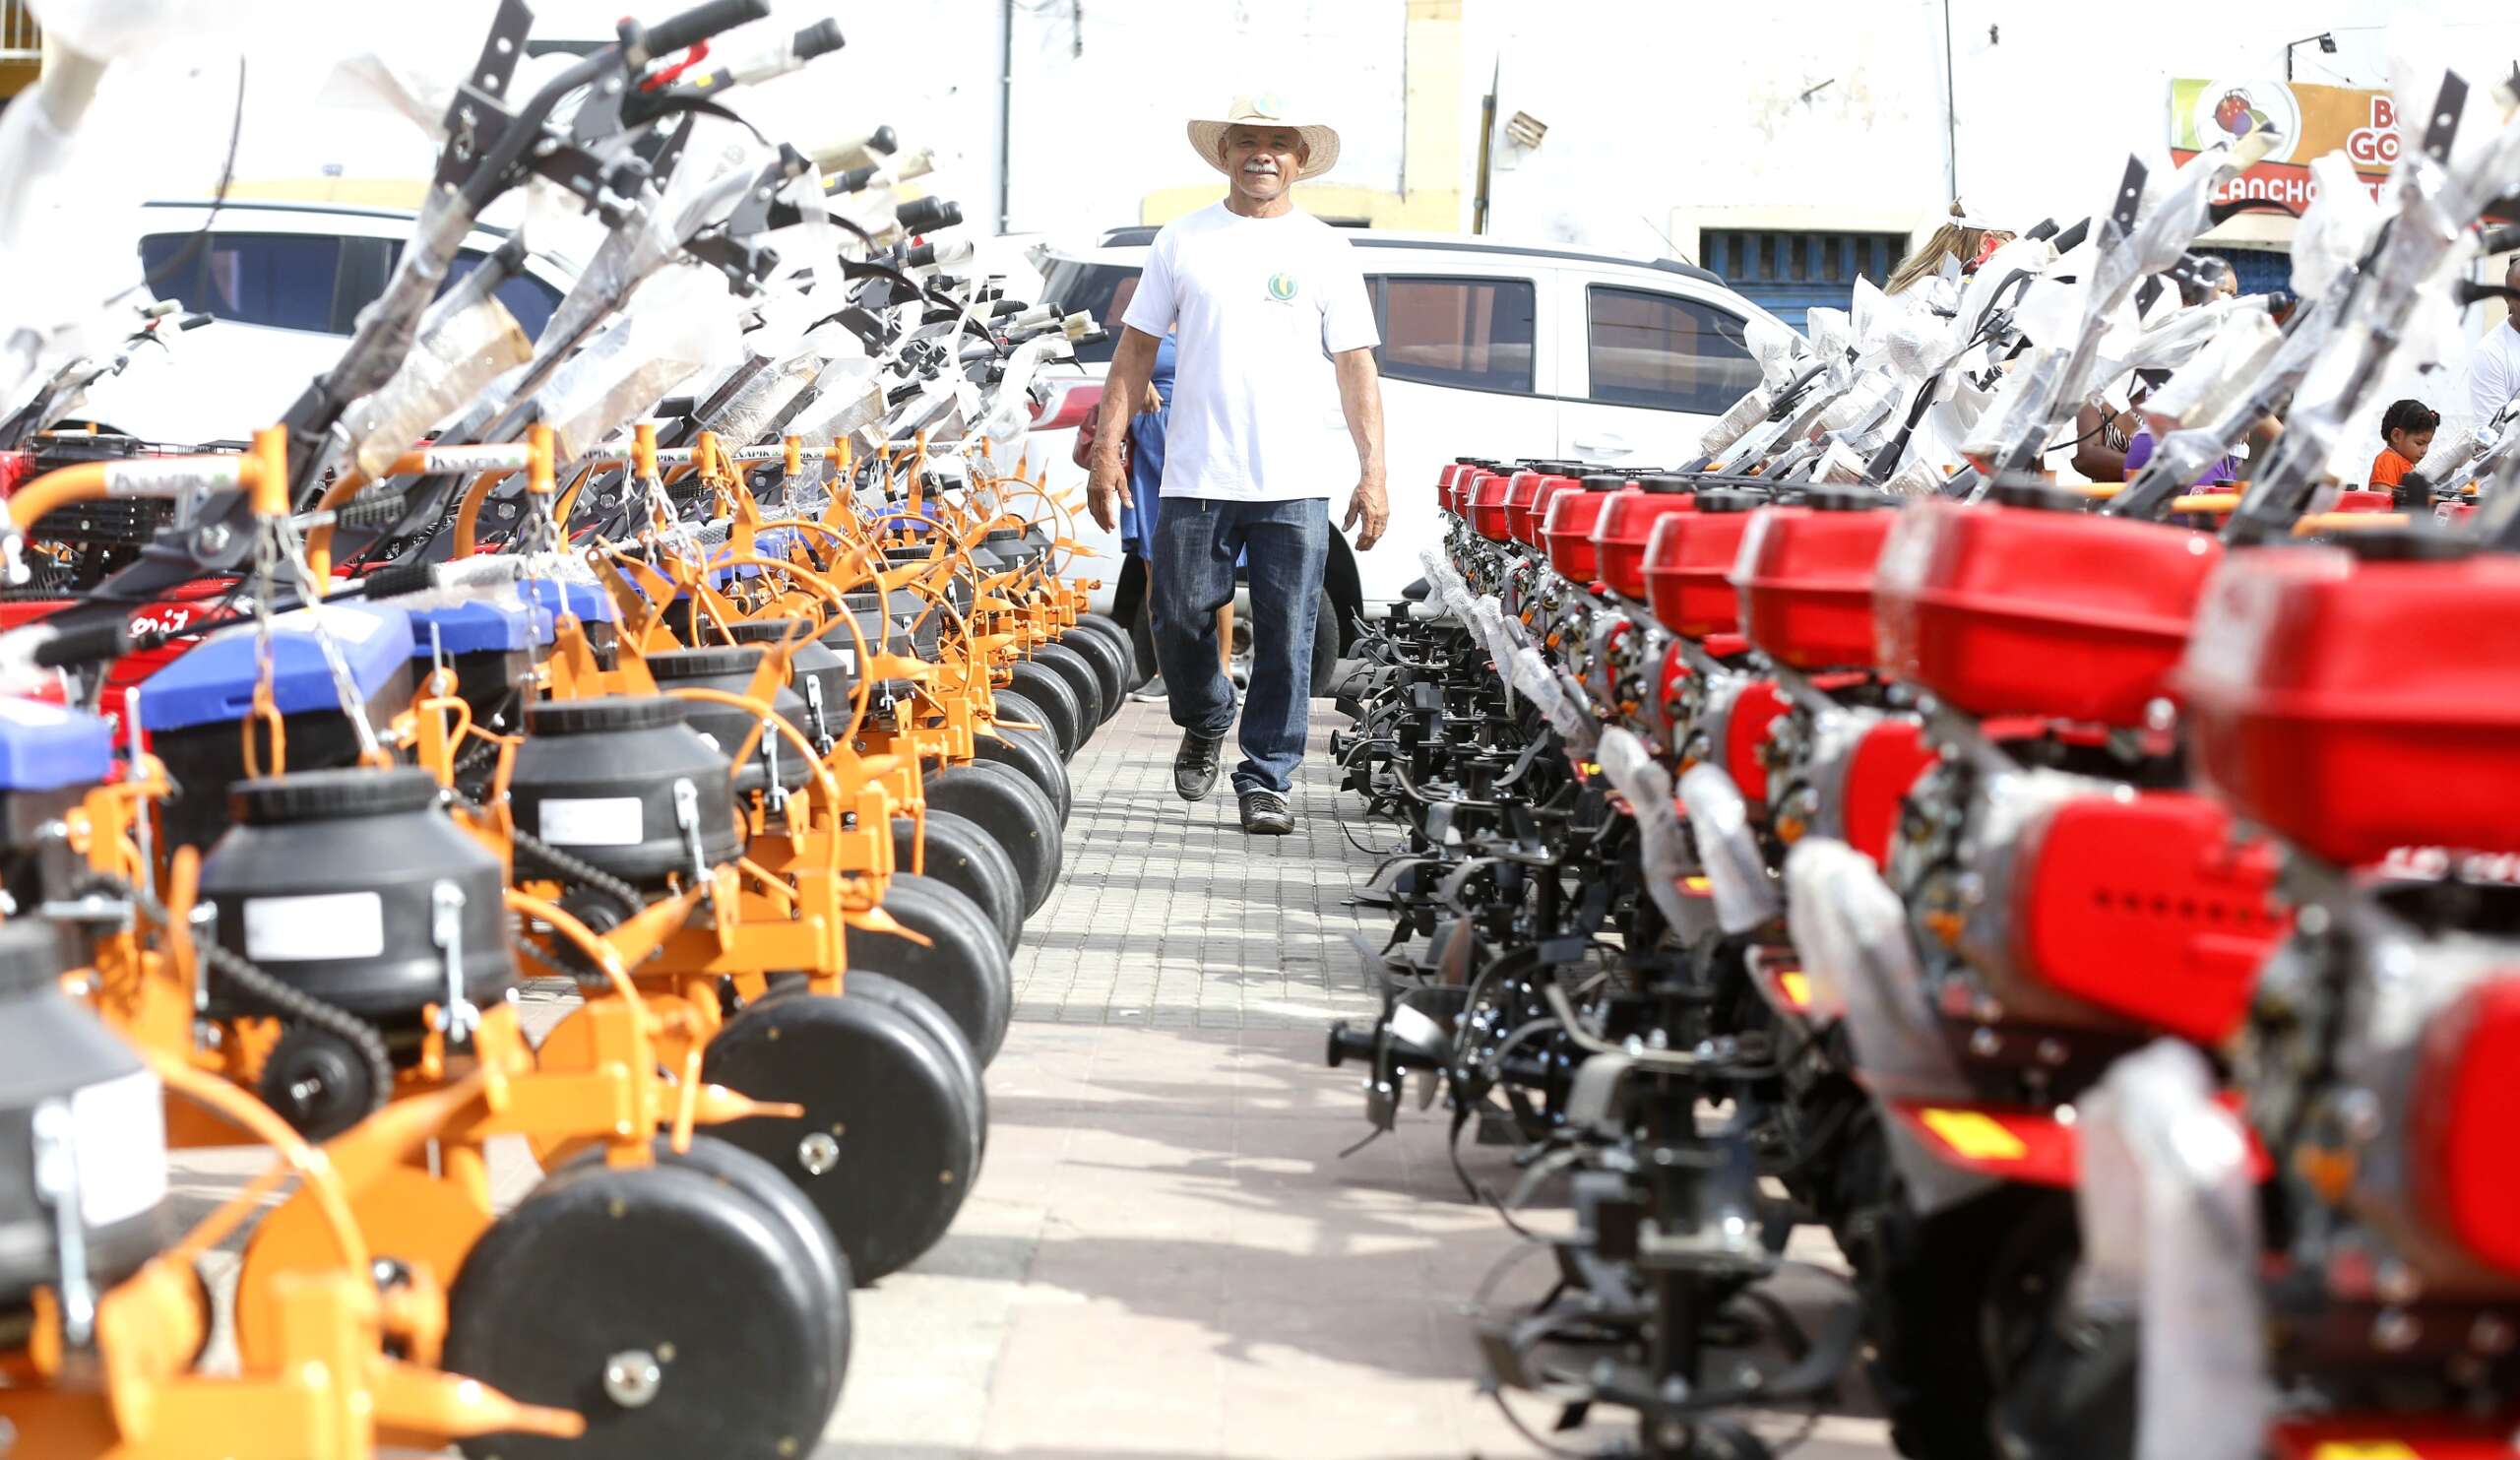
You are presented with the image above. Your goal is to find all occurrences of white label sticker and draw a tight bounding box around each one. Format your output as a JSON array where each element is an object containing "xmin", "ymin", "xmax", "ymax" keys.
[
  {"xmin": 243, "ymin": 891, "xmax": 384, "ymax": 962},
  {"xmin": 71, "ymin": 1071, "xmax": 167, "ymax": 1227},
  {"xmin": 537, "ymin": 795, "xmax": 646, "ymax": 848},
  {"xmin": 833, "ymin": 647, "xmax": 857, "ymax": 674}
]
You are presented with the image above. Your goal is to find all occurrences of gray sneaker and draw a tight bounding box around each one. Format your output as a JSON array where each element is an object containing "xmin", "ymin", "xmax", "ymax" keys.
[
  {"xmin": 1238, "ymin": 788, "xmax": 1292, "ymax": 835},
  {"xmin": 1127, "ymin": 673, "xmax": 1169, "ymax": 703},
  {"xmin": 1174, "ymin": 731, "xmax": 1225, "ymax": 800}
]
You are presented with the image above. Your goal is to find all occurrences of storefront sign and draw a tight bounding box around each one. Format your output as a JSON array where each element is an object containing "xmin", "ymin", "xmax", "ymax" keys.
[{"xmin": 2169, "ymin": 78, "xmax": 2394, "ymax": 215}]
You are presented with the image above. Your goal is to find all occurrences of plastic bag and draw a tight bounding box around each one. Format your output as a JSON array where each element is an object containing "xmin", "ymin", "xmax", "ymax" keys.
[
  {"xmin": 2077, "ymin": 1040, "xmax": 2267, "ymax": 1460},
  {"xmin": 1676, "ymin": 763, "xmax": 1778, "ymax": 934},
  {"xmin": 346, "ymin": 290, "xmax": 532, "ymax": 478},
  {"xmin": 536, "ymin": 265, "xmax": 740, "ymax": 461},
  {"xmin": 1596, "ymin": 728, "xmax": 1702, "ymax": 936},
  {"xmin": 2139, "ymin": 309, "xmax": 2282, "ymax": 432}
]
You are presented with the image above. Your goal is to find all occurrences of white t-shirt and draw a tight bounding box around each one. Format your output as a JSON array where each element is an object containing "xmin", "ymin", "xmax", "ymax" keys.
[
  {"xmin": 1120, "ymin": 203, "xmax": 1379, "ymax": 501},
  {"xmin": 2470, "ymin": 320, "xmax": 2520, "ymax": 432}
]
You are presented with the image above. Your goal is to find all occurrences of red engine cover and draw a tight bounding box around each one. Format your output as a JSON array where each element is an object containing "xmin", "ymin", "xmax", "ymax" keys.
[
  {"xmin": 2178, "ymin": 544, "xmax": 2520, "ymax": 865},
  {"xmin": 1661, "ymin": 504, "xmax": 1760, "ymax": 640},
  {"xmin": 1515, "ymin": 476, "xmax": 1581, "ymax": 547},
  {"xmin": 2010, "ymin": 790, "xmax": 2284, "ymax": 1045},
  {"xmin": 1438, "ymin": 462, "xmax": 1471, "ymax": 514},
  {"xmin": 1467, "ymin": 471, "xmax": 1515, "ymax": 541},
  {"xmin": 1499, "ymin": 472, "xmax": 1548, "ymax": 544},
  {"xmin": 1591, "ymin": 488, "xmax": 1696, "ymax": 600},
  {"xmin": 1842, "ymin": 717, "xmax": 1934, "ymax": 866},
  {"xmin": 2414, "ymin": 976, "xmax": 2520, "ymax": 1279},
  {"xmin": 1873, "ymin": 500, "xmax": 2221, "ymax": 728},
  {"xmin": 1541, "ymin": 488, "xmax": 1612, "ymax": 582},
  {"xmin": 1732, "ymin": 503, "xmax": 1899, "ymax": 670}
]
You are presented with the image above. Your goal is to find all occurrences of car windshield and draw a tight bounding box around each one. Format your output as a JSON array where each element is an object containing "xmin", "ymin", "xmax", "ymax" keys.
[{"xmin": 1039, "ymin": 257, "xmax": 1142, "ymax": 365}]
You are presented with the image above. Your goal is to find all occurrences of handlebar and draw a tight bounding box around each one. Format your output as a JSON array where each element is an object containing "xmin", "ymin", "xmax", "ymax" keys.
[{"xmin": 636, "ymin": 0, "xmax": 774, "ymax": 63}]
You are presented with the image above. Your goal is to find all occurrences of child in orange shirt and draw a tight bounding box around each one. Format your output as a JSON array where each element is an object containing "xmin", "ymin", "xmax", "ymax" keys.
[{"xmin": 2369, "ymin": 398, "xmax": 2438, "ymax": 488}]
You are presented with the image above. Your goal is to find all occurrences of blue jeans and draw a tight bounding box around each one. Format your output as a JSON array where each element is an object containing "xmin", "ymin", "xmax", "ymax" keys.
[{"xmin": 1150, "ymin": 495, "xmax": 1328, "ymax": 794}]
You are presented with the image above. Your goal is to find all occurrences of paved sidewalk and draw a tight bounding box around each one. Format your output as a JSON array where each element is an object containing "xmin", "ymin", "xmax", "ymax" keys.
[{"xmin": 828, "ymin": 699, "xmax": 1896, "ymax": 1459}]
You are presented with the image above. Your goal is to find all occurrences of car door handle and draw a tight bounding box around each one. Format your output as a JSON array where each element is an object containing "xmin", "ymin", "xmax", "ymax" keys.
[{"xmin": 1570, "ymin": 434, "xmax": 1632, "ymax": 454}]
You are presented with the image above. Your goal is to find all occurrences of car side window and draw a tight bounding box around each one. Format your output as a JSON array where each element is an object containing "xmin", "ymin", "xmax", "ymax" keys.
[
  {"xmin": 1366, "ymin": 275, "xmax": 1536, "ymax": 394},
  {"xmin": 1586, "ymin": 286, "xmax": 1760, "ymax": 414},
  {"xmin": 139, "ymin": 231, "xmax": 343, "ymax": 333}
]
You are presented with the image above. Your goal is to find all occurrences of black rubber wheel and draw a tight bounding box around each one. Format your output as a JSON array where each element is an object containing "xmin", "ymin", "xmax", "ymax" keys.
[
  {"xmin": 570, "ymin": 1135, "xmax": 852, "ymax": 1416},
  {"xmin": 831, "ymin": 971, "xmax": 987, "ymax": 1159},
  {"xmin": 1003, "ymin": 660, "xmax": 1082, "ymax": 758},
  {"xmin": 892, "ymin": 808, "xmax": 1024, "ymax": 955},
  {"xmin": 923, "ymin": 761, "xmax": 1062, "ymax": 917},
  {"xmin": 981, "ymin": 691, "xmax": 1073, "ymax": 822},
  {"xmin": 256, "ymin": 1024, "xmax": 381, "ymax": 1142},
  {"xmin": 1056, "ymin": 627, "xmax": 1127, "ymax": 724},
  {"xmin": 1033, "ymin": 642, "xmax": 1106, "ymax": 737},
  {"xmin": 1070, "ymin": 611, "xmax": 1134, "ymax": 673},
  {"xmin": 701, "ymin": 991, "xmax": 979, "ymax": 1281},
  {"xmin": 447, "ymin": 1160, "xmax": 837, "ymax": 1458},
  {"xmin": 1309, "ymin": 585, "xmax": 1342, "ymax": 698},
  {"xmin": 966, "ymin": 758, "xmax": 1064, "ymax": 896},
  {"xmin": 849, "ymin": 871, "xmax": 1013, "ymax": 1065}
]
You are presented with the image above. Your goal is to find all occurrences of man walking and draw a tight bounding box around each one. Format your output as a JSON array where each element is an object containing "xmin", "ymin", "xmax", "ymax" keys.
[{"xmin": 1086, "ymin": 94, "xmax": 1388, "ymax": 836}]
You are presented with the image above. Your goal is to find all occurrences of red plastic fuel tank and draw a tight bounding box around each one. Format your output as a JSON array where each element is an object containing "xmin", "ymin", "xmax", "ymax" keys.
[
  {"xmin": 1467, "ymin": 471, "xmax": 1515, "ymax": 541},
  {"xmin": 1872, "ymin": 497, "xmax": 2222, "ymax": 728},
  {"xmin": 2177, "ymin": 538, "xmax": 2520, "ymax": 865},
  {"xmin": 1732, "ymin": 490, "xmax": 1899, "ymax": 671},
  {"xmin": 1651, "ymin": 489, "xmax": 1766, "ymax": 640},
  {"xmin": 1541, "ymin": 486, "xmax": 1614, "ymax": 582},
  {"xmin": 1590, "ymin": 479, "xmax": 1696, "ymax": 599},
  {"xmin": 1514, "ymin": 476, "xmax": 1582, "ymax": 547}
]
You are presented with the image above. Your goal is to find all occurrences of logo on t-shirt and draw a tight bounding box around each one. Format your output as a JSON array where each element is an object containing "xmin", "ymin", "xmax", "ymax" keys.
[{"xmin": 1267, "ymin": 270, "xmax": 1298, "ymax": 302}]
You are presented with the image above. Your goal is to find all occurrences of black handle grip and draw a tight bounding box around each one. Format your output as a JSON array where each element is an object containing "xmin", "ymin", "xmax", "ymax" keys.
[
  {"xmin": 905, "ymin": 241, "xmax": 938, "ymax": 269},
  {"xmin": 790, "ymin": 18, "xmax": 844, "ymax": 61},
  {"xmin": 988, "ymin": 298, "xmax": 1024, "ymax": 319},
  {"xmin": 2024, "ymin": 217, "xmax": 2059, "ymax": 242},
  {"xmin": 830, "ymin": 162, "xmax": 880, "ymax": 194},
  {"xmin": 895, "ymin": 197, "xmax": 961, "ymax": 234},
  {"xmin": 643, "ymin": 0, "xmax": 771, "ymax": 58},
  {"xmin": 865, "ymin": 124, "xmax": 898, "ymax": 157},
  {"xmin": 2478, "ymin": 222, "xmax": 2520, "ymax": 258},
  {"xmin": 32, "ymin": 619, "xmax": 131, "ymax": 668},
  {"xmin": 2050, "ymin": 217, "xmax": 2093, "ymax": 254},
  {"xmin": 356, "ymin": 561, "xmax": 436, "ymax": 602}
]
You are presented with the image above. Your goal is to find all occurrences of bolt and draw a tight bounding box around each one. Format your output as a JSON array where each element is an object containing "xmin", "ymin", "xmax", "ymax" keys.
[
  {"xmin": 2375, "ymin": 1260, "xmax": 2423, "ymax": 1306},
  {"xmin": 797, "ymin": 1131, "xmax": 840, "ymax": 1175},
  {"xmin": 1969, "ymin": 1027, "xmax": 2001, "ymax": 1058},
  {"xmin": 2476, "ymin": 1314, "xmax": 2516, "ymax": 1354},
  {"xmin": 2372, "ymin": 1308, "xmax": 2421, "ymax": 1352},
  {"xmin": 2036, "ymin": 1038, "xmax": 2068, "ymax": 1066},
  {"xmin": 602, "ymin": 1349, "xmax": 663, "ymax": 1409}
]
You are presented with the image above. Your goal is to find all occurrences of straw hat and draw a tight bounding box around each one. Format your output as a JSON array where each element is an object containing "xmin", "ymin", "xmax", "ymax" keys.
[{"xmin": 1186, "ymin": 94, "xmax": 1342, "ymax": 181}]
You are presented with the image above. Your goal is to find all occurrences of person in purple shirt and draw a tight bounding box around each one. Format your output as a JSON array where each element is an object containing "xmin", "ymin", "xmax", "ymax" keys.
[{"xmin": 2121, "ymin": 430, "xmax": 2241, "ymax": 488}]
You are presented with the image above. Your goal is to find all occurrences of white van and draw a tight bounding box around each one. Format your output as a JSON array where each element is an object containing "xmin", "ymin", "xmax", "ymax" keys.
[{"xmin": 1023, "ymin": 227, "xmax": 1796, "ymax": 676}]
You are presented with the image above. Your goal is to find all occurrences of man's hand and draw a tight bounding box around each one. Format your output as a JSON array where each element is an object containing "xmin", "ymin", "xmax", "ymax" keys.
[
  {"xmin": 1343, "ymin": 473, "xmax": 1389, "ymax": 550},
  {"xmin": 1087, "ymin": 450, "xmax": 1134, "ymax": 533}
]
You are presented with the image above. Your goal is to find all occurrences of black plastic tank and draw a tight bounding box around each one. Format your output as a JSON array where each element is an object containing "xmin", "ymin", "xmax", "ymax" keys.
[
  {"xmin": 723, "ymin": 619, "xmax": 852, "ymax": 748},
  {"xmin": 0, "ymin": 923, "xmax": 170, "ymax": 1309},
  {"xmin": 509, "ymin": 696, "xmax": 743, "ymax": 886},
  {"xmin": 197, "ymin": 768, "xmax": 514, "ymax": 1022},
  {"xmin": 644, "ymin": 646, "xmax": 815, "ymax": 794}
]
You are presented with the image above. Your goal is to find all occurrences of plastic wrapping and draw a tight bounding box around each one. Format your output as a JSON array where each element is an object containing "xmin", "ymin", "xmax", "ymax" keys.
[
  {"xmin": 1597, "ymin": 727, "xmax": 1704, "ymax": 937},
  {"xmin": 1959, "ymin": 346, "xmax": 2072, "ymax": 464},
  {"xmin": 346, "ymin": 291, "xmax": 533, "ymax": 478},
  {"xmin": 536, "ymin": 265, "xmax": 740, "ymax": 460},
  {"xmin": 2139, "ymin": 309, "xmax": 2283, "ymax": 432},
  {"xmin": 1745, "ymin": 314, "xmax": 1803, "ymax": 390},
  {"xmin": 698, "ymin": 345, "xmax": 823, "ymax": 448},
  {"xmin": 2291, "ymin": 153, "xmax": 2386, "ymax": 298},
  {"xmin": 1676, "ymin": 763, "xmax": 1779, "ymax": 934},
  {"xmin": 1783, "ymin": 837, "xmax": 1971, "ymax": 1097},
  {"xmin": 1693, "ymin": 384, "xmax": 1774, "ymax": 459},
  {"xmin": 1512, "ymin": 647, "xmax": 1596, "ymax": 753},
  {"xmin": 2076, "ymin": 1039, "xmax": 2267, "ymax": 1460}
]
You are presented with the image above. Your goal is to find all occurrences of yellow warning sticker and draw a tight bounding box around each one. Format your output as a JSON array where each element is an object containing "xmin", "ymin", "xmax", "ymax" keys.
[
  {"xmin": 2307, "ymin": 1444, "xmax": 2422, "ymax": 1460},
  {"xmin": 1918, "ymin": 1108, "xmax": 2029, "ymax": 1162},
  {"xmin": 1779, "ymin": 973, "xmax": 1811, "ymax": 1009}
]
